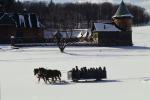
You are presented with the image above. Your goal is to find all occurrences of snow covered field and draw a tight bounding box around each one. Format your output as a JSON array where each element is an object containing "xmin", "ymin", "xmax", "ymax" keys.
[{"xmin": 0, "ymin": 26, "xmax": 150, "ymax": 100}]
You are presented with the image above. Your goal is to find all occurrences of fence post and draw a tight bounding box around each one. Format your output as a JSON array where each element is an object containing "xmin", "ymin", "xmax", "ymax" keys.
[{"xmin": 10, "ymin": 35, "xmax": 15, "ymax": 47}]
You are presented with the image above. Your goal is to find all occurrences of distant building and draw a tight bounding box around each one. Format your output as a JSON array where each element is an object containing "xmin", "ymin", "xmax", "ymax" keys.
[
  {"xmin": 44, "ymin": 28, "xmax": 91, "ymax": 42},
  {"xmin": 0, "ymin": 12, "xmax": 44, "ymax": 43},
  {"xmin": 92, "ymin": 0, "xmax": 133, "ymax": 46}
]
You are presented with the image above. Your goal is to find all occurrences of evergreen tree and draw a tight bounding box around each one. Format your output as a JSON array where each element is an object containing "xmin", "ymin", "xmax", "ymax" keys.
[{"xmin": 0, "ymin": 0, "xmax": 15, "ymax": 11}]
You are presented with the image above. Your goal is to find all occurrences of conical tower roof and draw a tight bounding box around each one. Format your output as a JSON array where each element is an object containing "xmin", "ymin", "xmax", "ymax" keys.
[{"xmin": 113, "ymin": 0, "xmax": 133, "ymax": 18}]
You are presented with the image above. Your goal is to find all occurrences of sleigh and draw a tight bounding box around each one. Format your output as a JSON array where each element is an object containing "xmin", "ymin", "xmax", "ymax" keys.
[{"xmin": 67, "ymin": 67, "xmax": 107, "ymax": 82}]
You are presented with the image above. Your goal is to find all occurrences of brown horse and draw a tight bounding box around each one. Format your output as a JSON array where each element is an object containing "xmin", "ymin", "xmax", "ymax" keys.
[
  {"xmin": 34, "ymin": 68, "xmax": 47, "ymax": 83},
  {"xmin": 34, "ymin": 67, "xmax": 61, "ymax": 84}
]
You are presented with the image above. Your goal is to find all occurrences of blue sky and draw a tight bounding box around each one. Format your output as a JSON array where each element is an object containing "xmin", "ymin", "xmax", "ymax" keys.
[{"xmin": 20, "ymin": 0, "xmax": 150, "ymax": 13}]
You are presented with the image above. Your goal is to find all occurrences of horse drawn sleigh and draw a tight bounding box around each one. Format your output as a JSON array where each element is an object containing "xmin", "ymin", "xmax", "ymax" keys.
[
  {"xmin": 34, "ymin": 66, "xmax": 107, "ymax": 84},
  {"xmin": 68, "ymin": 66, "xmax": 107, "ymax": 82}
]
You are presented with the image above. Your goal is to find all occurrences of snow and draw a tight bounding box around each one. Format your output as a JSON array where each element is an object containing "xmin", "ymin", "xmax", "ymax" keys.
[
  {"xmin": 94, "ymin": 23, "xmax": 121, "ymax": 32},
  {"xmin": 0, "ymin": 26, "xmax": 150, "ymax": 100},
  {"xmin": 113, "ymin": 14, "xmax": 134, "ymax": 18},
  {"xmin": 74, "ymin": 29, "xmax": 91, "ymax": 38},
  {"xmin": 19, "ymin": 15, "xmax": 26, "ymax": 27},
  {"xmin": 28, "ymin": 14, "xmax": 32, "ymax": 28},
  {"xmin": 37, "ymin": 17, "xmax": 40, "ymax": 28}
]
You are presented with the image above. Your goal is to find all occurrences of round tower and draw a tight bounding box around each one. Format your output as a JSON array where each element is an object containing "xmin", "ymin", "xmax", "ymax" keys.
[{"xmin": 112, "ymin": 0, "xmax": 133, "ymax": 31}]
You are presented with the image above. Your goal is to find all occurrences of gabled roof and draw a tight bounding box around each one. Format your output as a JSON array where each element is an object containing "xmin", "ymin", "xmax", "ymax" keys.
[
  {"xmin": 73, "ymin": 29, "xmax": 91, "ymax": 38},
  {"xmin": 50, "ymin": 29, "xmax": 91, "ymax": 39},
  {"xmin": 0, "ymin": 13, "xmax": 16, "ymax": 25},
  {"xmin": 113, "ymin": 0, "xmax": 133, "ymax": 18},
  {"xmin": 56, "ymin": 31, "xmax": 82, "ymax": 38},
  {"xmin": 0, "ymin": 12, "xmax": 42, "ymax": 28},
  {"xmin": 93, "ymin": 23, "xmax": 121, "ymax": 32},
  {"xmin": 12, "ymin": 13, "xmax": 41, "ymax": 28}
]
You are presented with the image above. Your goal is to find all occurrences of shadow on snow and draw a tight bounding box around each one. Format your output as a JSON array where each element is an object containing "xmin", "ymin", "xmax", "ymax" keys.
[{"xmin": 64, "ymin": 46, "xmax": 150, "ymax": 57}]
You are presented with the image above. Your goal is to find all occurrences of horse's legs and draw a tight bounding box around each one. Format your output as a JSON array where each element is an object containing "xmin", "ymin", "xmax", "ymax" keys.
[
  {"xmin": 52, "ymin": 77, "xmax": 55, "ymax": 83},
  {"xmin": 38, "ymin": 77, "xmax": 40, "ymax": 83},
  {"xmin": 54, "ymin": 77, "xmax": 57, "ymax": 82},
  {"xmin": 58, "ymin": 76, "xmax": 61, "ymax": 82},
  {"xmin": 46, "ymin": 78, "xmax": 51, "ymax": 84},
  {"xmin": 48, "ymin": 79, "xmax": 51, "ymax": 84},
  {"xmin": 44, "ymin": 78, "xmax": 47, "ymax": 84}
]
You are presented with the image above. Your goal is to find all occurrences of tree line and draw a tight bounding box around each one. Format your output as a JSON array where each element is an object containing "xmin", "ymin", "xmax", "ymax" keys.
[{"xmin": 0, "ymin": 0, "xmax": 150, "ymax": 29}]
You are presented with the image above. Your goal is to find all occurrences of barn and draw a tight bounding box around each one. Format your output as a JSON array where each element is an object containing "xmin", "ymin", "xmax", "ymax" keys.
[
  {"xmin": 0, "ymin": 11, "xmax": 44, "ymax": 43},
  {"xmin": 92, "ymin": 0, "xmax": 133, "ymax": 46}
]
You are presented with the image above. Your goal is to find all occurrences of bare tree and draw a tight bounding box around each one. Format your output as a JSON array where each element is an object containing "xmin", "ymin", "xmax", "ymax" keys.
[{"xmin": 53, "ymin": 29, "xmax": 75, "ymax": 53}]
